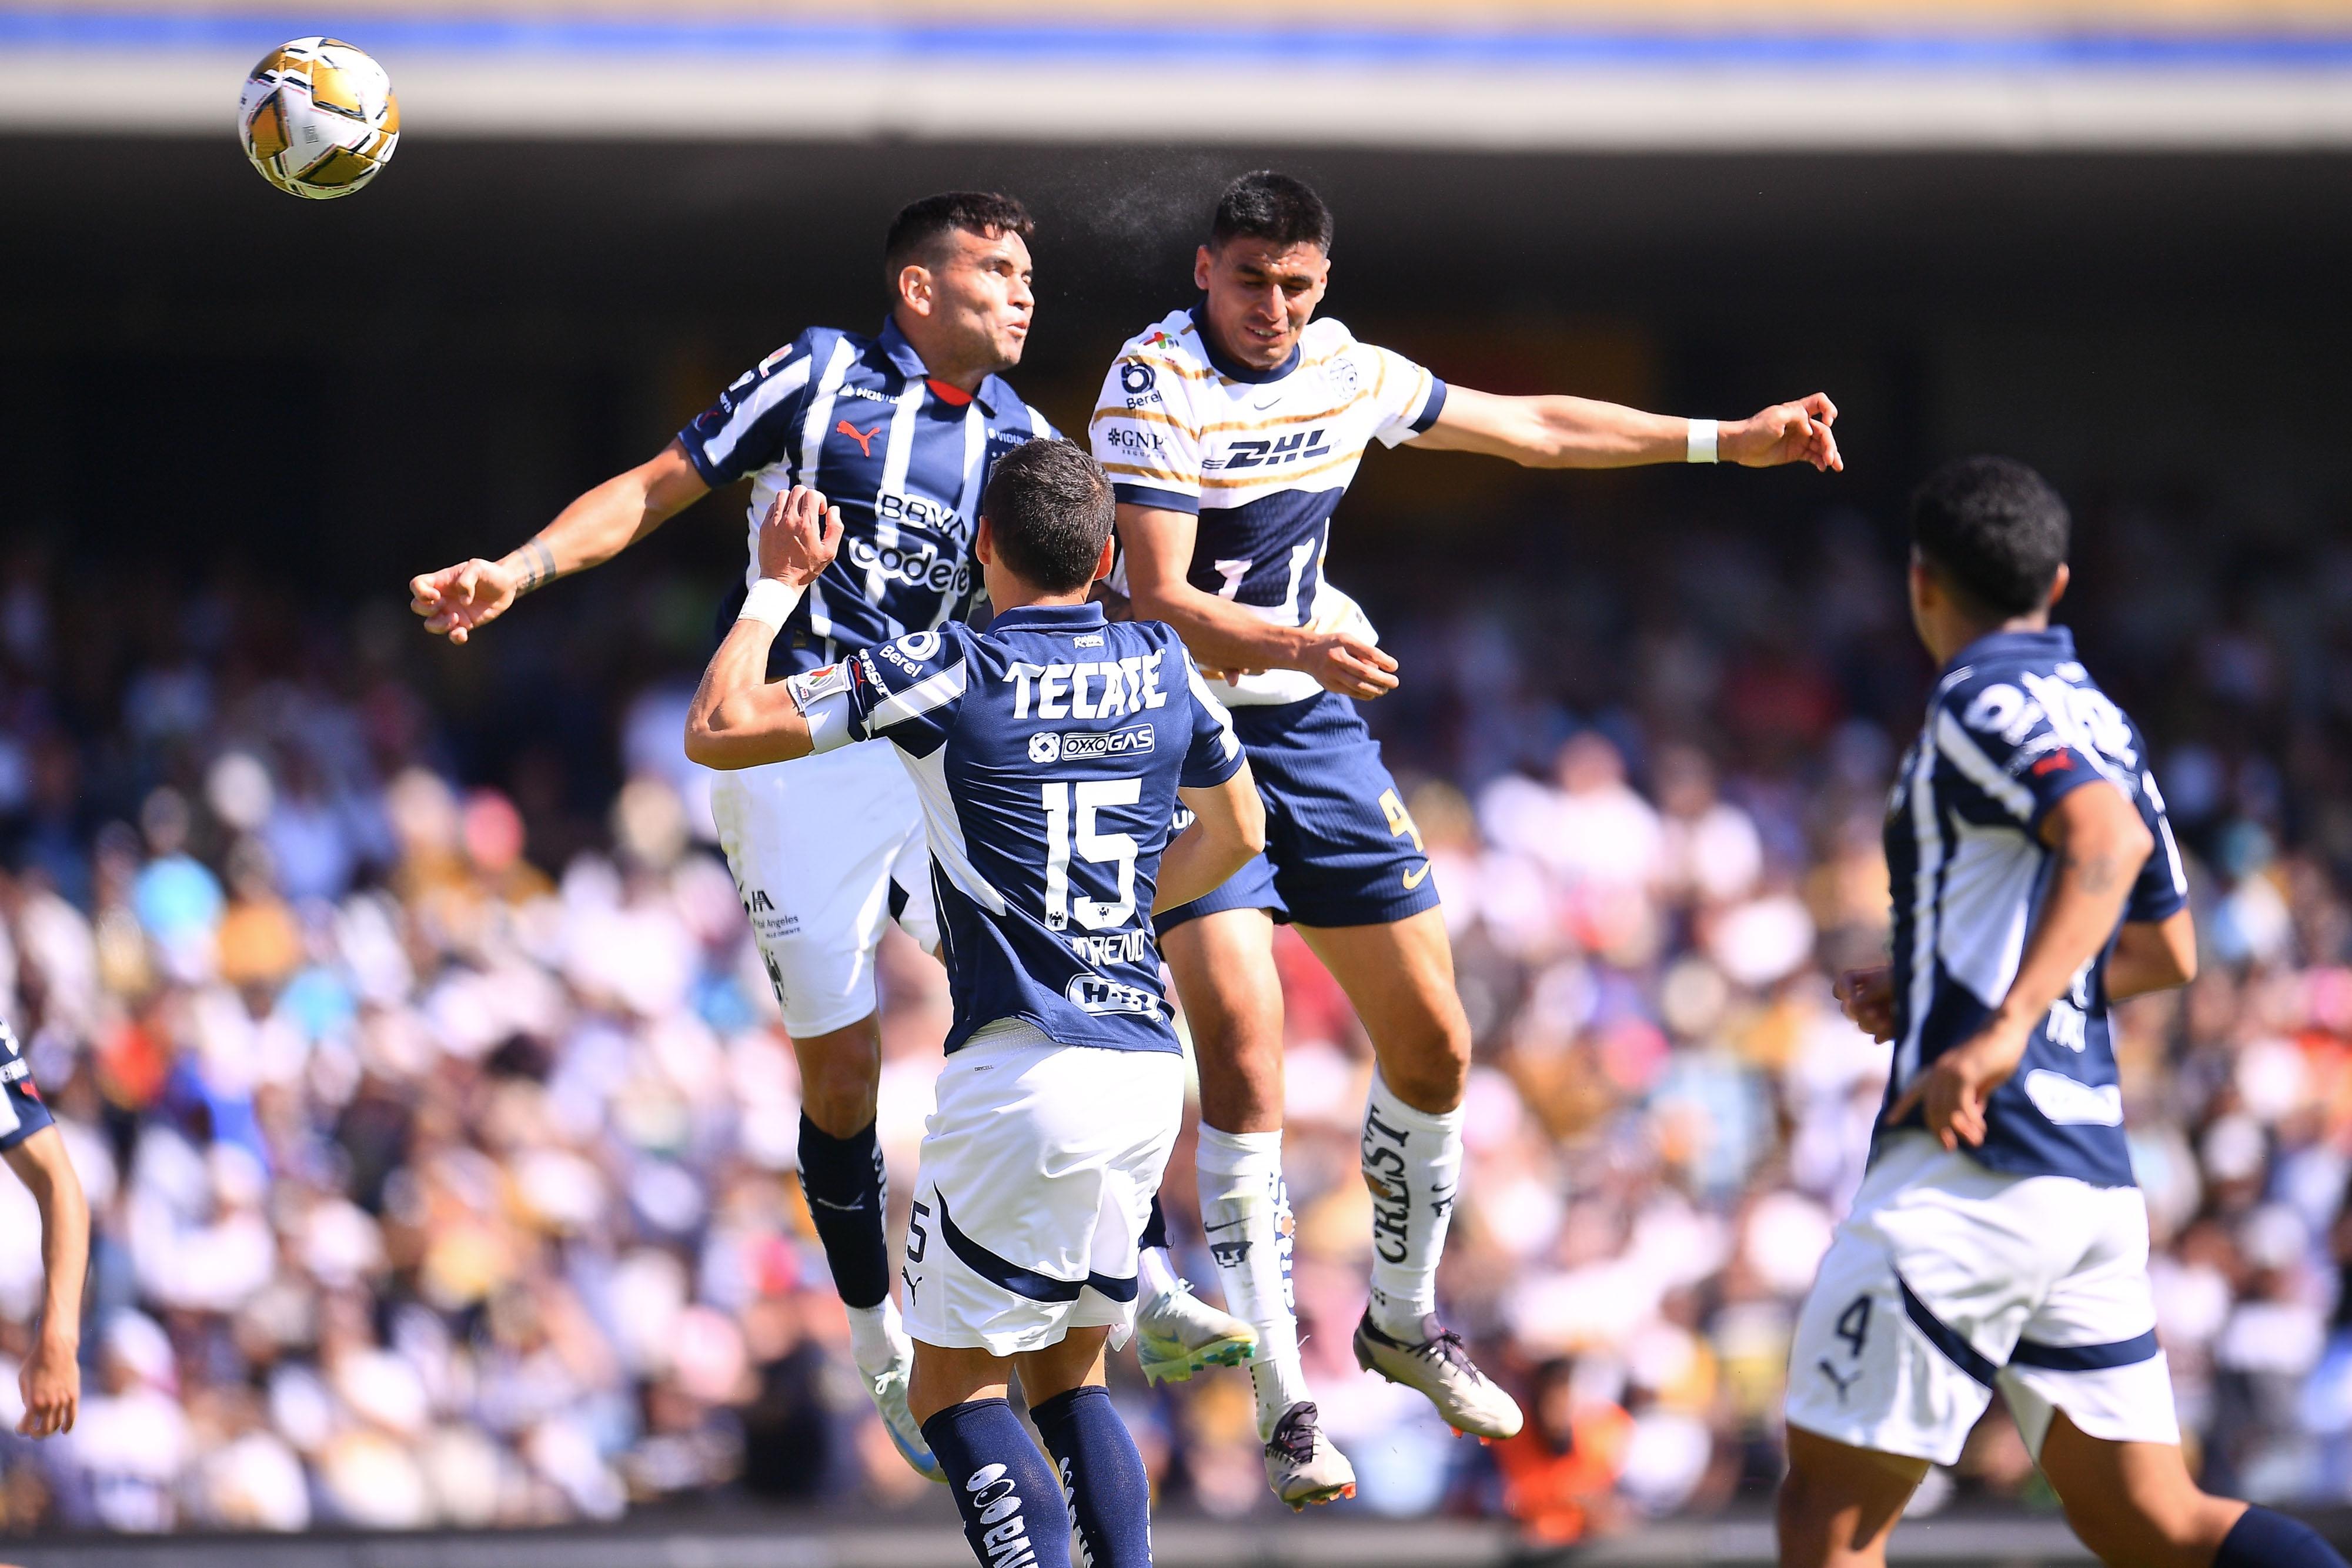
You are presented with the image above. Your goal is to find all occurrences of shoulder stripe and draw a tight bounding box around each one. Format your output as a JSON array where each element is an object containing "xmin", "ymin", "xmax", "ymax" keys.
[
  {"xmin": 869, "ymin": 658, "xmax": 968, "ymax": 732},
  {"xmin": 1933, "ymin": 709, "xmax": 2037, "ymax": 823},
  {"xmin": 700, "ymin": 353, "xmax": 811, "ymax": 470}
]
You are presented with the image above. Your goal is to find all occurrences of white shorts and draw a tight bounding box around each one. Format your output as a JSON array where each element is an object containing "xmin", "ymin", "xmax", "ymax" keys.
[
  {"xmin": 1786, "ymin": 1132, "xmax": 2179, "ymax": 1467},
  {"xmin": 902, "ymin": 1026, "xmax": 1184, "ymax": 1357},
  {"xmin": 709, "ymin": 740, "xmax": 938, "ymax": 1037}
]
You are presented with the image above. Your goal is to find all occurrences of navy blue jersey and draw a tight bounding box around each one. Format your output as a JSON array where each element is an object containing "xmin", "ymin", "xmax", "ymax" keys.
[
  {"xmin": 1877, "ymin": 627, "xmax": 2187, "ymax": 1187},
  {"xmin": 791, "ymin": 602, "xmax": 1244, "ymax": 1055},
  {"xmin": 0, "ymin": 1019, "xmax": 55, "ymax": 1152},
  {"xmin": 679, "ymin": 319, "xmax": 1061, "ymax": 676}
]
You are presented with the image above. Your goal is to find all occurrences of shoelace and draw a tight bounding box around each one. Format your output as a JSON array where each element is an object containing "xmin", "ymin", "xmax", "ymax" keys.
[
  {"xmin": 1268, "ymin": 1406, "xmax": 1321, "ymax": 1462},
  {"xmin": 1414, "ymin": 1326, "xmax": 1479, "ymax": 1376}
]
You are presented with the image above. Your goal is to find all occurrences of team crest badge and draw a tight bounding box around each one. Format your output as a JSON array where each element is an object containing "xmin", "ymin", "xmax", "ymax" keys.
[{"xmin": 1030, "ymin": 732, "xmax": 1061, "ymax": 763}]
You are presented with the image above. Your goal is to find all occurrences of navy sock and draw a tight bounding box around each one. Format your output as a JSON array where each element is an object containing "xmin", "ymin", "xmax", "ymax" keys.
[
  {"xmin": 797, "ymin": 1114, "xmax": 889, "ymax": 1309},
  {"xmin": 2216, "ymin": 1504, "xmax": 2350, "ymax": 1568},
  {"xmin": 1138, "ymin": 1196, "xmax": 1170, "ymax": 1255},
  {"xmin": 921, "ymin": 1398, "xmax": 1072, "ymax": 1568},
  {"xmin": 1031, "ymin": 1386, "xmax": 1152, "ymax": 1568}
]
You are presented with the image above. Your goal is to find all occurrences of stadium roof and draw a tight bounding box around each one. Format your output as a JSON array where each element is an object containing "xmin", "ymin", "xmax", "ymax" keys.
[{"xmin": 5, "ymin": 1, "xmax": 2352, "ymax": 148}]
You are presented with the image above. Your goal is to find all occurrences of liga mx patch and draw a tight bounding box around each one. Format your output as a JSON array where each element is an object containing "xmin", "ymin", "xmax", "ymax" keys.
[{"xmin": 786, "ymin": 661, "xmax": 853, "ymax": 707}]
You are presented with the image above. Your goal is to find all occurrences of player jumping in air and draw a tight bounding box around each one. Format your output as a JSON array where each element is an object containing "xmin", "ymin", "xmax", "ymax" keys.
[
  {"xmin": 1779, "ymin": 458, "xmax": 2344, "ymax": 1568},
  {"xmin": 408, "ymin": 193, "xmax": 1244, "ymax": 1481},
  {"xmin": 3, "ymin": 1019, "xmax": 87, "ymax": 1440},
  {"xmin": 1088, "ymin": 170, "xmax": 1844, "ymax": 1506},
  {"xmin": 684, "ymin": 444, "xmax": 1266, "ymax": 1568}
]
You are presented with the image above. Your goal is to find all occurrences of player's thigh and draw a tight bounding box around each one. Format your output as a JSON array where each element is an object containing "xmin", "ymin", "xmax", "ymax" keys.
[
  {"xmin": 709, "ymin": 745, "xmax": 918, "ymax": 1038},
  {"xmin": 1292, "ymin": 907, "xmax": 1470, "ymax": 1114},
  {"xmin": 2035, "ymin": 1412, "xmax": 2244, "ymax": 1568},
  {"xmin": 1017, "ymin": 1328, "xmax": 1112, "ymax": 1406},
  {"xmin": 1160, "ymin": 907, "xmax": 1284, "ymax": 1135},
  {"xmin": 1778, "ymin": 1425, "xmax": 1930, "ymax": 1568}
]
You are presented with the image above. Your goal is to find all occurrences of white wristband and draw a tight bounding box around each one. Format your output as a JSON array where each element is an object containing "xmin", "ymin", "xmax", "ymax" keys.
[
  {"xmin": 1686, "ymin": 417, "xmax": 1719, "ymax": 464},
  {"xmin": 738, "ymin": 577, "xmax": 804, "ymax": 631}
]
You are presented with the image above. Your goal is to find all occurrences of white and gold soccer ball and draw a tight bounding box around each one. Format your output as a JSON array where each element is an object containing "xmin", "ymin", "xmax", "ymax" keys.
[{"xmin": 238, "ymin": 38, "xmax": 398, "ymax": 200}]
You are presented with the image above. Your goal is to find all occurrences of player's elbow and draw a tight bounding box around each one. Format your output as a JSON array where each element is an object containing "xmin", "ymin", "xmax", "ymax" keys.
[{"xmin": 681, "ymin": 706, "xmax": 737, "ymax": 769}]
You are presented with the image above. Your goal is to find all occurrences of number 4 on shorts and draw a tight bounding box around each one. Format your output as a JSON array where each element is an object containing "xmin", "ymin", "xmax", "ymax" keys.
[{"xmin": 1835, "ymin": 1293, "xmax": 1872, "ymax": 1358}]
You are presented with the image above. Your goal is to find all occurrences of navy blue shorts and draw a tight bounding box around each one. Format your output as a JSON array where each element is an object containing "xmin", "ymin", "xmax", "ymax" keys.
[{"xmin": 1157, "ymin": 691, "xmax": 1439, "ymax": 934}]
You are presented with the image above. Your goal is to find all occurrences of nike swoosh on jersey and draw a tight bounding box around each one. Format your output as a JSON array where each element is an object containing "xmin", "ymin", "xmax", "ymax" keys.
[{"xmin": 1402, "ymin": 863, "xmax": 1432, "ymax": 890}]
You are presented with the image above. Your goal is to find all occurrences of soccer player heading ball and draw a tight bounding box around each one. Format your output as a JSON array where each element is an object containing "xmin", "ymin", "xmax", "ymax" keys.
[
  {"xmin": 1090, "ymin": 170, "xmax": 1842, "ymax": 1503},
  {"xmin": 1778, "ymin": 459, "xmax": 2345, "ymax": 1568},
  {"xmin": 684, "ymin": 444, "xmax": 1265, "ymax": 1568}
]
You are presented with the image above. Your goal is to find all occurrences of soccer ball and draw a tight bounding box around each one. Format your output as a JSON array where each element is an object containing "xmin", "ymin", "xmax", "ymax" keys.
[{"xmin": 238, "ymin": 38, "xmax": 398, "ymax": 200}]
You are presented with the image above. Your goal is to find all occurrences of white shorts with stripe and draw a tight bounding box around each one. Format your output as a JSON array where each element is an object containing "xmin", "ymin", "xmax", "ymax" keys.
[
  {"xmin": 708, "ymin": 738, "xmax": 938, "ymax": 1038},
  {"xmin": 1785, "ymin": 1132, "xmax": 2179, "ymax": 1466},
  {"xmin": 902, "ymin": 1024, "xmax": 1184, "ymax": 1357}
]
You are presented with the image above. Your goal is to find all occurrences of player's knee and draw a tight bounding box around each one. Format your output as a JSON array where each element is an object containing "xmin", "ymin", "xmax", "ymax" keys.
[
  {"xmin": 795, "ymin": 1018, "xmax": 883, "ymax": 1134},
  {"xmin": 1378, "ymin": 1014, "xmax": 1471, "ymax": 1112}
]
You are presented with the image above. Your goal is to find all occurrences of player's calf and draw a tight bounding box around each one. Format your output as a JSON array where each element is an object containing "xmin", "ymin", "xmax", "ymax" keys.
[
  {"xmin": 2039, "ymin": 1414, "xmax": 2346, "ymax": 1568},
  {"xmin": 1032, "ymin": 1385, "xmax": 1152, "ymax": 1568},
  {"xmin": 923, "ymin": 1395, "xmax": 1074, "ymax": 1568}
]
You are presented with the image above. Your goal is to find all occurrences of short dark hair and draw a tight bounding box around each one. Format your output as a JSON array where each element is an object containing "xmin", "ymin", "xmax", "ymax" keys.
[
  {"xmin": 981, "ymin": 440, "xmax": 1114, "ymax": 593},
  {"xmin": 1210, "ymin": 170, "xmax": 1333, "ymax": 253},
  {"xmin": 1909, "ymin": 456, "xmax": 2071, "ymax": 618},
  {"xmin": 883, "ymin": 191, "xmax": 1034, "ymax": 285}
]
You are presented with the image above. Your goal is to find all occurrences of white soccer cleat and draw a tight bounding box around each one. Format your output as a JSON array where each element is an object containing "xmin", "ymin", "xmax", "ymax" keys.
[
  {"xmin": 867, "ymin": 1354, "xmax": 947, "ymax": 1483},
  {"xmin": 1351, "ymin": 1310, "xmax": 1524, "ymax": 1442},
  {"xmin": 1263, "ymin": 1400, "xmax": 1357, "ymax": 1510},
  {"xmin": 1134, "ymin": 1278, "xmax": 1259, "ymax": 1386}
]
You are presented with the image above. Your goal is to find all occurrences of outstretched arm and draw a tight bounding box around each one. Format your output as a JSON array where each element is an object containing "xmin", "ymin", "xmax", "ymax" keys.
[
  {"xmin": 1415, "ymin": 386, "xmax": 1842, "ymax": 473},
  {"xmin": 683, "ymin": 486, "xmax": 843, "ymax": 770},
  {"xmin": 1887, "ymin": 780, "xmax": 2152, "ymax": 1150},
  {"xmin": 1118, "ymin": 504, "xmax": 1398, "ymax": 700},
  {"xmin": 5, "ymin": 1126, "xmax": 85, "ymax": 1437},
  {"xmin": 1156, "ymin": 765, "xmax": 1267, "ymax": 913},
  {"xmin": 410, "ymin": 439, "xmax": 711, "ymax": 644}
]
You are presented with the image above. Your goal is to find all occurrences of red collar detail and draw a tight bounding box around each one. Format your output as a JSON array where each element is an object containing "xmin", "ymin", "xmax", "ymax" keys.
[{"xmin": 927, "ymin": 377, "xmax": 974, "ymax": 406}]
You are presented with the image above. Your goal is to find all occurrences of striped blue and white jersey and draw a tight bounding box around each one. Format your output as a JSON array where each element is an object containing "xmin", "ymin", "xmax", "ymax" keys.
[
  {"xmin": 1088, "ymin": 308, "xmax": 1446, "ymax": 705},
  {"xmin": 1878, "ymin": 628, "xmax": 2186, "ymax": 1188},
  {"xmin": 0, "ymin": 1019, "xmax": 54, "ymax": 1151},
  {"xmin": 679, "ymin": 319, "xmax": 1061, "ymax": 677},
  {"xmin": 790, "ymin": 601, "xmax": 1245, "ymax": 1055}
]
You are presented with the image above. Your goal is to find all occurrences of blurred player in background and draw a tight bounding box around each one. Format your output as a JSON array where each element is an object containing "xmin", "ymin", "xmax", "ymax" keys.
[
  {"xmin": 1779, "ymin": 458, "xmax": 2346, "ymax": 1568},
  {"xmin": 4, "ymin": 1018, "xmax": 86, "ymax": 1439},
  {"xmin": 408, "ymin": 192, "xmax": 1265, "ymax": 1482},
  {"xmin": 1091, "ymin": 169, "xmax": 1843, "ymax": 1506},
  {"xmin": 684, "ymin": 445, "xmax": 1265, "ymax": 1568}
]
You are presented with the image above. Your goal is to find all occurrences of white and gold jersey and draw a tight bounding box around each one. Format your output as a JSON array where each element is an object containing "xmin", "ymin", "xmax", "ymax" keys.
[{"xmin": 1088, "ymin": 307, "xmax": 1446, "ymax": 704}]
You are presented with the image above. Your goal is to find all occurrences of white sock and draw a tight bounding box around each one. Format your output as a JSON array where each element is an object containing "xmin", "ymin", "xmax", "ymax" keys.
[
  {"xmin": 1138, "ymin": 1244, "xmax": 1181, "ymax": 1303},
  {"xmin": 1361, "ymin": 1070, "xmax": 1464, "ymax": 1340},
  {"xmin": 1196, "ymin": 1125, "xmax": 1311, "ymax": 1438},
  {"xmin": 847, "ymin": 1296, "xmax": 907, "ymax": 1377}
]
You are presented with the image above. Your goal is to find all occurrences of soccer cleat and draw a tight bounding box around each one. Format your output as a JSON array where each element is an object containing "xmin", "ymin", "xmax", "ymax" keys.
[
  {"xmin": 1134, "ymin": 1278, "xmax": 1259, "ymax": 1386},
  {"xmin": 1264, "ymin": 1400, "xmax": 1357, "ymax": 1510},
  {"xmin": 867, "ymin": 1355, "xmax": 947, "ymax": 1483},
  {"xmin": 1351, "ymin": 1310, "xmax": 1525, "ymax": 1442}
]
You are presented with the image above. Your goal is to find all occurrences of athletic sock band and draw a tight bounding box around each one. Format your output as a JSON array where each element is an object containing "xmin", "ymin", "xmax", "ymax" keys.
[
  {"xmin": 797, "ymin": 1114, "xmax": 891, "ymax": 1310},
  {"xmin": 2216, "ymin": 1505, "xmax": 2350, "ymax": 1568},
  {"xmin": 1197, "ymin": 1125, "xmax": 1309, "ymax": 1435},
  {"xmin": 923, "ymin": 1398, "xmax": 1072, "ymax": 1568},
  {"xmin": 1031, "ymin": 1386, "xmax": 1152, "ymax": 1568}
]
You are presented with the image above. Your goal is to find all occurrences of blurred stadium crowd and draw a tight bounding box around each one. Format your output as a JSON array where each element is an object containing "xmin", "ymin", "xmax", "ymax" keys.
[{"xmin": 0, "ymin": 489, "xmax": 2347, "ymax": 1542}]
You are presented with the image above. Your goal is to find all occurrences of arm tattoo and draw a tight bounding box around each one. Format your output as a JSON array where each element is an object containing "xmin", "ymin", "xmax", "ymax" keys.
[
  {"xmin": 513, "ymin": 539, "xmax": 559, "ymax": 596},
  {"xmin": 2064, "ymin": 848, "xmax": 2127, "ymax": 896}
]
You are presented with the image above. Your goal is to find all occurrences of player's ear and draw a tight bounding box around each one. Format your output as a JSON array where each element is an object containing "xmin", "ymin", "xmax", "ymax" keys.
[
  {"xmin": 2044, "ymin": 561, "xmax": 2071, "ymax": 610},
  {"xmin": 1192, "ymin": 245, "xmax": 1214, "ymax": 293},
  {"xmin": 975, "ymin": 515, "xmax": 998, "ymax": 567},
  {"xmin": 1091, "ymin": 534, "xmax": 1116, "ymax": 586},
  {"xmin": 896, "ymin": 263, "xmax": 933, "ymax": 317}
]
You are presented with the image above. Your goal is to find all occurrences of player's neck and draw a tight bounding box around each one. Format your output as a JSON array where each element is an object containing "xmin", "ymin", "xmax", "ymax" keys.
[
  {"xmin": 891, "ymin": 309, "xmax": 991, "ymax": 395},
  {"xmin": 991, "ymin": 586, "xmax": 1093, "ymax": 616},
  {"xmin": 1930, "ymin": 610, "xmax": 2051, "ymax": 667}
]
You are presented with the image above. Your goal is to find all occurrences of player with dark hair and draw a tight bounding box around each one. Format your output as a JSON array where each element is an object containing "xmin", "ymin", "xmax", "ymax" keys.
[
  {"xmin": 1090, "ymin": 168, "xmax": 1844, "ymax": 1505},
  {"xmin": 685, "ymin": 443, "xmax": 1266, "ymax": 1568},
  {"xmin": 409, "ymin": 191, "xmax": 1241, "ymax": 1479},
  {"xmin": 1778, "ymin": 457, "xmax": 2344, "ymax": 1568},
  {"xmin": 3, "ymin": 1020, "xmax": 86, "ymax": 1440}
]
